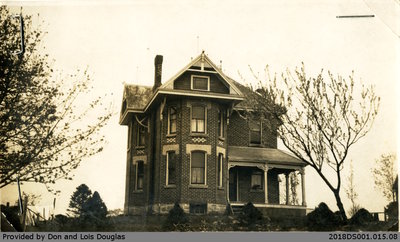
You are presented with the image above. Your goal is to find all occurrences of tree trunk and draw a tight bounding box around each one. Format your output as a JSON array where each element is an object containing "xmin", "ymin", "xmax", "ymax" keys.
[{"xmin": 333, "ymin": 190, "xmax": 347, "ymax": 222}]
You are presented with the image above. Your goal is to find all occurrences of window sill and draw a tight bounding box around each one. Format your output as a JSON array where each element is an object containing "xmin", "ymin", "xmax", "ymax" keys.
[
  {"xmin": 189, "ymin": 184, "xmax": 208, "ymax": 189},
  {"xmin": 191, "ymin": 88, "xmax": 210, "ymax": 92},
  {"xmin": 190, "ymin": 133, "xmax": 208, "ymax": 137},
  {"xmin": 132, "ymin": 190, "xmax": 144, "ymax": 194},
  {"xmin": 164, "ymin": 185, "xmax": 176, "ymax": 189},
  {"xmin": 218, "ymin": 187, "xmax": 224, "ymax": 190},
  {"xmin": 218, "ymin": 137, "xmax": 225, "ymax": 141},
  {"xmin": 249, "ymin": 144, "xmax": 262, "ymax": 147},
  {"xmin": 250, "ymin": 189, "xmax": 264, "ymax": 193},
  {"xmin": 166, "ymin": 134, "xmax": 177, "ymax": 138},
  {"xmin": 136, "ymin": 146, "xmax": 145, "ymax": 149}
]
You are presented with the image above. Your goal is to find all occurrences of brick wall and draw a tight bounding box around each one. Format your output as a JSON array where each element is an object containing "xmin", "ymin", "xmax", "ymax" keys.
[
  {"xmin": 228, "ymin": 111, "xmax": 277, "ymax": 148},
  {"xmin": 152, "ymin": 99, "xmax": 228, "ymax": 207},
  {"xmin": 268, "ymin": 169, "xmax": 280, "ymax": 204},
  {"xmin": 124, "ymin": 95, "xmax": 280, "ymax": 213}
]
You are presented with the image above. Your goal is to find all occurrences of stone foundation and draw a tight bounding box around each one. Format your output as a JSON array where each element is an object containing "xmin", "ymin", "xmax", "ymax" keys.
[
  {"xmin": 207, "ymin": 203, "xmax": 226, "ymax": 214},
  {"xmin": 127, "ymin": 203, "xmax": 226, "ymax": 215}
]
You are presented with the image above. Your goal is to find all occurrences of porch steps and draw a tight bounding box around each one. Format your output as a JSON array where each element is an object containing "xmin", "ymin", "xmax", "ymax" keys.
[{"xmin": 231, "ymin": 204, "xmax": 244, "ymax": 215}]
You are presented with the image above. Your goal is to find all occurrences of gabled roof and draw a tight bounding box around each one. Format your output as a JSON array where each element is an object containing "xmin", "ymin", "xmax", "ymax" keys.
[
  {"xmin": 228, "ymin": 146, "xmax": 306, "ymax": 167},
  {"xmin": 161, "ymin": 51, "xmax": 243, "ymax": 96},
  {"xmin": 120, "ymin": 52, "xmax": 246, "ymax": 125}
]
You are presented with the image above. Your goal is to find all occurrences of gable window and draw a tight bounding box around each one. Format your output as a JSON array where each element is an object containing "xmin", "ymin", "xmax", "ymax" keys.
[
  {"xmin": 249, "ymin": 120, "xmax": 262, "ymax": 145},
  {"xmin": 191, "ymin": 151, "xmax": 206, "ymax": 184},
  {"xmin": 137, "ymin": 125, "xmax": 146, "ymax": 146},
  {"xmin": 166, "ymin": 151, "xmax": 176, "ymax": 185},
  {"xmin": 136, "ymin": 161, "xmax": 144, "ymax": 190},
  {"xmin": 191, "ymin": 106, "xmax": 206, "ymax": 133},
  {"xmin": 191, "ymin": 75, "xmax": 210, "ymax": 91},
  {"xmin": 218, "ymin": 110, "xmax": 225, "ymax": 138},
  {"xmin": 217, "ymin": 154, "xmax": 223, "ymax": 187},
  {"xmin": 251, "ymin": 171, "xmax": 263, "ymax": 190}
]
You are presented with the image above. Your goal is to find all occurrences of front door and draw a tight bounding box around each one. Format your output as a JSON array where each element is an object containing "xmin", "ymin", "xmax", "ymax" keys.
[{"xmin": 229, "ymin": 168, "xmax": 238, "ymax": 202}]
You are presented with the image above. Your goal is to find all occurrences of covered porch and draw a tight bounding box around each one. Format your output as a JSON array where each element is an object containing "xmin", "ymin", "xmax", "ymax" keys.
[{"xmin": 227, "ymin": 146, "xmax": 307, "ymax": 216}]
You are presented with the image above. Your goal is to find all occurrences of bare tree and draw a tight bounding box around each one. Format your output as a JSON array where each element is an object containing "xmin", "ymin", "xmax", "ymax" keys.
[
  {"xmin": 372, "ymin": 153, "xmax": 397, "ymax": 202},
  {"xmin": 345, "ymin": 160, "xmax": 361, "ymax": 217},
  {"xmin": 245, "ymin": 63, "xmax": 379, "ymax": 221},
  {"xmin": 0, "ymin": 6, "xmax": 113, "ymax": 192}
]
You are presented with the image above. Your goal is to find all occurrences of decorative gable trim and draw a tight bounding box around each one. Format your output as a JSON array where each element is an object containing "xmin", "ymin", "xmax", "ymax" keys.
[{"xmin": 161, "ymin": 52, "xmax": 243, "ymax": 96}]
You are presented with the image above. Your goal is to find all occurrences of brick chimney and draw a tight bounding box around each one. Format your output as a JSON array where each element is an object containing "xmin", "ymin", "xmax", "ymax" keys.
[{"xmin": 153, "ymin": 55, "xmax": 163, "ymax": 92}]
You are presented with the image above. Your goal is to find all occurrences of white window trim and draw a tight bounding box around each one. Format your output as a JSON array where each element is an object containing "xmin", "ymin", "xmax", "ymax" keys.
[
  {"xmin": 217, "ymin": 153, "xmax": 223, "ymax": 188},
  {"xmin": 191, "ymin": 75, "xmax": 210, "ymax": 91},
  {"xmin": 166, "ymin": 151, "xmax": 176, "ymax": 186},
  {"xmin": 167, "ymin": 106, "xmax": 177, "ymax": 135},
  {"xmin": 189, "ymin": 151, "xmax": 207, "ymax": 186},
  {"xmin": 190, "ymin": 105, "xmax": 207, "ymax": 134}
]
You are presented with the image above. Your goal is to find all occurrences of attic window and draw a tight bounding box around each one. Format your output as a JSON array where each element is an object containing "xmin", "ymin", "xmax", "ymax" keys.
[{"xmin": 191, "ymin": 75, "xmax": 210, "ymax": 91}]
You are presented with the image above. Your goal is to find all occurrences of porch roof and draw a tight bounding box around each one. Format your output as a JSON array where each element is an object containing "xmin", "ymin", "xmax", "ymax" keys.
[{"xmin": 228, "ymin": 146, "xmax": 306, "ymax": 167}]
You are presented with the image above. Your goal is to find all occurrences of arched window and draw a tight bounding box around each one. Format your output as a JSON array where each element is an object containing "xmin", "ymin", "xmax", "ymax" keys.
[{"xmin": 191, "ymin": 151, "xmax": 206, "ymax": 184}]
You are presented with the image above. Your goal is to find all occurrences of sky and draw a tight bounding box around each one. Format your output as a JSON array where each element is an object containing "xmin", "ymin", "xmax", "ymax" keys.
[{"xmin": 1, "ymin": 0, "xmax": 399, "ymax": 217}]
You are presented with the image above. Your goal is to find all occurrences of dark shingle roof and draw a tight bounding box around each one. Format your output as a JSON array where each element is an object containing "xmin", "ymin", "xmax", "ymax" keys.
[{"xmin": 123, "ymin": 84, "xmax": 153, "ymax": 111}]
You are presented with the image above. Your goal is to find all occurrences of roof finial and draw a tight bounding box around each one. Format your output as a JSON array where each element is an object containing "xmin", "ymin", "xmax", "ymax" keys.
[{"xmin": 200, "ymin": 50, "xmax": 205, "ymax": 70}]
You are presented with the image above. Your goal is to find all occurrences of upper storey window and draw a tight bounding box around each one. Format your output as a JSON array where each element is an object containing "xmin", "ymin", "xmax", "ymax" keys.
[
  {"xmin": 249, "ymin": 120, "xmax": 262, "ymax": 145},
  {"xmin": 191, "ymin": 106, "xmax": 206, "ymax": 133},
  {"xmin": 191, "ymin": 75, "xmax": 210, "ymax": 91},
  {"xmin": 218, "ymin": 110, "xmax": 225, "ymax": 138},
  {"xmin": 137, "ymin": 125, "xmax": 146, "ymax": 147},
  {"xmin": 168, "ymin": 107, "xmax": 177, "ymax": 135}
]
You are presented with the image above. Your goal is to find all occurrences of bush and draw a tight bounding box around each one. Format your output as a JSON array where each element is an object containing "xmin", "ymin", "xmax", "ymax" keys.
[
  {"xmin": 1, "ymin": 205, "xmax": 22, "ymax": 231},
  {"xmin": 386, "ymin": 202, "xmax": 398, "ymax": 222},
  {"xmin": 224, "ymin": 204, "xmax": 233, "ymax": 216},
  {"xmin": 306, "ymin": 203, "xmax": 342, "ymax": 231},
  {"xmin": 349, "ymin": 208, "xmax": 374, "ymax": 226},
  {"xmin": 162, "ymin": 203, "xmax": 189, "ymax": 231},
  {"xmin": 238, "ymin": 202, "xmax": 268, "ymax": 231}
]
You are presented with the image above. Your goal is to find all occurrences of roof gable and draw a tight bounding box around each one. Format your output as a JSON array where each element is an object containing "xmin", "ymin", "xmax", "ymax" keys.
[{"xmin": 161, "ymin": 52, "xmax": 242, "ymax": 96}]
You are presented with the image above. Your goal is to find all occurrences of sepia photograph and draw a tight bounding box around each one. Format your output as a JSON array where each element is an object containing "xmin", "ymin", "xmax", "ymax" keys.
[{"xmin": 1, "ymin": 0, "xmax": 399, "ymax": 238}]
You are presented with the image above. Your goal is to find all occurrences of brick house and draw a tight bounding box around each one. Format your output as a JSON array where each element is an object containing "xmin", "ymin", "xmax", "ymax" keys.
[{"xmin": 119, "ymin": 52, "xmax": 307, "ymax": 217}]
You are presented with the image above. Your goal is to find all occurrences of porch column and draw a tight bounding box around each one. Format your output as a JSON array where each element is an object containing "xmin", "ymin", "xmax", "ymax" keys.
[
  {"xmin": 300, "ymin": 168, "xmax": 306, "ymax": 206},
  {"xmin": 285, "ymin": 172, "xmax": 290, "ymax": 205},
  {"xmin": 227, "ymin": 164, "xmax": 233, "ymax": 203},
  {"xmin": 227, "ymin": 172, "xmax": 230, "ymax": 203},
  {"xmin": 263, "ymin": 165, "xmax": 269, "ymax": 204}
]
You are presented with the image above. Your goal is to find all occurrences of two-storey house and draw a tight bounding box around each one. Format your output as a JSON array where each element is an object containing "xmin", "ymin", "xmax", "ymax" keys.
[{"xmin": 119, "ymin": 52, "xmax": 307, "ymax": 217}]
